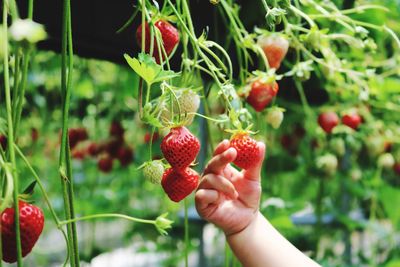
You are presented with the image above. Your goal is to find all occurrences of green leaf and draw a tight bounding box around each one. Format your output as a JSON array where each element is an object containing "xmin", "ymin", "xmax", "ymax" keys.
[
  {"xmin": 379, "ymin": 183, "xmax": 400, "ymax": 229},
  {"xmin": 124, "ymin": 53, "xmax": 158, "ymax": 85},
  {"xmin": 124, "ymin": 53, "xmax": 179, "ymax": 85}
]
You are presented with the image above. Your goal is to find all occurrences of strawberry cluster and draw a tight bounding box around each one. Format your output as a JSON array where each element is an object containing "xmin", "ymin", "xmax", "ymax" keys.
[
  {"xmin": 69, "ymin": 121, "xmax": 134, "ymax": 173},
  {"xmin": 160, "ymin": 126, "xmax": 200, "ymax": 202},
  {"xmin": 318, "ymin": 111, "xmax": 362, "ymax": 134}
]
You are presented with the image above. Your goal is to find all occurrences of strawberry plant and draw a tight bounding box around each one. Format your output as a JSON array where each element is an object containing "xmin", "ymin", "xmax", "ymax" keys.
[{"xmin": 1, "ymin": 0, "xmax": 400, "ymax": 266}]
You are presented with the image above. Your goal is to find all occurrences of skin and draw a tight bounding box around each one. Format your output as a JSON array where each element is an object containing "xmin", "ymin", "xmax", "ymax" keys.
[{"xmin": 195, "ymin": 140, "xmax": 321, "ymax": 267}]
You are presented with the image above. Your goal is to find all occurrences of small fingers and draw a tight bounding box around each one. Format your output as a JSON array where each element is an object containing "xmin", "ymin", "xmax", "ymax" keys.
[
  {"xmin": 204, "ymin": 147, "xmax": 237, "ymax": 175},
  {"xmin": 213, "ymin": 139, "xmax": 230, "ymax": 156},
  {"xmin": 198, "ymin": 174, "xmax": 238, "ymax": 199},
  {"xmin": 195, "ymin": 189, "xmax": 219, "ymax": 210},
  {"xmin": 243, "ymin": 142, "xmax": 266, "ymax": 181}
]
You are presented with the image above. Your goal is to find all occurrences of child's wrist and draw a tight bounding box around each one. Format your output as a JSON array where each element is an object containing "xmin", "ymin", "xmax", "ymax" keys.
[{"xmin": 224, "ymin": 210, "xmax": 260, "ymax": 238}]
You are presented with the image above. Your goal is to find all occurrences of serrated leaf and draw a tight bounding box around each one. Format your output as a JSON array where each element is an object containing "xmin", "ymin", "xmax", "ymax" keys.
[{"xmin": 124, "ymin": 53, "xmax": 157, "ymax": 85}]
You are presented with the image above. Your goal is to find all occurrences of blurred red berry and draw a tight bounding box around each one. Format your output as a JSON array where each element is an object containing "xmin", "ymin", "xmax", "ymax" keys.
[
  {"xmin": 318, "ymin": 112, "xmax": 339, "ymax": 134},
  {"xmin": 68, "ymin": 129, "xmax": 80, "ymax": 149},
  {"xmin": 117, "ymin": 146, "xmax": 134, "ymax": 167},
  {"xmin": 0, "ymin": 135, "xmax": 7, "ymax": 150},
  {"xmin": 105, "ymin": 137, "xmax": 124, "ymax": 158},
  {"xmin": 110, "ymin": 121, "xmax": 124, "ymax": 138},
  {"xmin": 87, "ymin": 142, "xmax": 99, "ymax": 157},
  {"xmin": 76, "ymin": 127, "xmax": 88, "ymax": 141},
  {"xmin": 31, "ymin": 128, "xmax": 39, "ymax": 142},
  {"xmin": 144, "ymin": 132, "xmax": 159, "ymax": 144},
  {"xmin": 342, "ymin": 113, "xmax": 362, "ymax": 130},
  {"xmin": 394, "ymin": 163, "xmax": 400, "ymax": 175},
  {"xmin": 72, "ymin": 149, "xmax": 86, "ymax": 160},
  {"xmin": 98, "ymin": 156, "xmax": 113, "ymax": 173}
]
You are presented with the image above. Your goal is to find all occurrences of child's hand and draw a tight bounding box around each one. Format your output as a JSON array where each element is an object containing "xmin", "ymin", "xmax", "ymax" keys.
[{"xmin": 195, "ymin": 139, "xmax": 265, "ymax": 236}]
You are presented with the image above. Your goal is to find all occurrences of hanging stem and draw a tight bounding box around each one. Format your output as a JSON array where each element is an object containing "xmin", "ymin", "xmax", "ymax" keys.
[
  {"xmin": 3, "ymin": 0, "xmax": 23, "ymax": 265},
  {"xmin": 59, "ymin": 0, "xmax": 80, "ymax": 265}
]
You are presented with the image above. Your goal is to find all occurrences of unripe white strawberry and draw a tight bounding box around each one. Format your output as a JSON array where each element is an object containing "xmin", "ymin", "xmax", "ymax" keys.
[
  {"xmin": 160, "ymin": 89, "xmax": 200, "ymax": 126},
  {"xmin": 266, "ymin": 107, "xmax": 284, "ymax": 129},
  {"xmin": 350, "ymin": 168, "xmax": 362, "ymax": 181},
  {"xmin": 377, "ymin": 153, "xmax": 395, "ymax": 169},
  {"xmin": 316, "ymin": 153, "xmax": 338, "ymax": 176},
  {"xmin": 143, "ymin": 160, "xmax": 165, "ymax": 184},
  {"xmin": 329, "ymin": 137, "xmax": 345, "ymax": 157}
]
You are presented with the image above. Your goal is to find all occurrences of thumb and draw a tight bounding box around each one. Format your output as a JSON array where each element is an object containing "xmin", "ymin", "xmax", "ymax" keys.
[{"xmin": 242, "ymin": 142, "xmax": 266, "ymax": 181}]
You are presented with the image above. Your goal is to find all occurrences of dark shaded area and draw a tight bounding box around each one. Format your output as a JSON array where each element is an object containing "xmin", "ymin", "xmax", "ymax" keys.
[{"xmin": 13, "ymin": 0, "xmax": 328, "ymax": 105}]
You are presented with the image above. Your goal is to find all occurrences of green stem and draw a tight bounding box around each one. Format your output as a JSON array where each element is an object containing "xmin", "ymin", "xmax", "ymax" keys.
[
  {"xmin": 224, "ymin": 241, "xmax": 231, "ymax": 267},
  {"xmin": 184, "ymin": 199, "xmax": 189, "ymax": 267},
  {"xmin": 59, "ymin": 213, "xmax": 155, "ymax": 226},
  {"xmin": 28, "ymin": 0, "xmax": 34, "ymax": 18},
  {"xmin": 60, "ymin": 0, "xmax": 79, "ymax": 265},
  {"xmin": 14, "ymin": 145, "xmax": 60, "ymax": 225},
  {"xmin": 3, "ymin": 1, "xmax": 23, "ymax": 265}
]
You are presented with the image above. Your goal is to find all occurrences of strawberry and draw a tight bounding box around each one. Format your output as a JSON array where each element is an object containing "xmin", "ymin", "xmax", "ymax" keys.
[
  {"xmin": 161, "ymin": 126, "xmax": 200, "ymax": 170},
  {"xmin": 0, "ymin": 134, "xmax": 7, "ymax": 150},
  {"xmin": 110, "ymin": 121, "xmax": 124, "ymax": 138},
  {"xmin": 68, "ymin": 128, "xmax": 80, "ymax": 149},
  {"xmin": 143, "ymin": 160, "xmax": 165, "ymax": 184},
  {"xmin": 161, "ymin": 167, "xmax": 199, "ymax": 202},
  {"xmin": 98, "ymin": 155, "xmax": 113, "ymax": 173},
  {"xmin": 117, "ymin": 146, "xmax": 134, "ymax": 167},
  {"xmin": 394, "ymin": 163, "xmax": 400, "ymax": 175},
  {"xmin": 105, "ymin": 137, "xmax": 124, "ymax": 158},
  {"xmin": 161, "ymin": 89, "xmax": 200, "ymax": 125},
  {"xmin": 72, "ymin": 148, "xmax": 86, "ymax": 160},
  {"xmin": 342, "ymin": 113, "xmax": 362, "ymax": 130},
  {"xmin": 31, "ymin": 128, "xmax": 39, "ymax": 142},
  {"xmin": 1, "ymin": 200, "xmax": 44, "ymax": 263},
  {"xmin": 136, "ymin": 20, "xmax": 179, "ymax": 64},
  {"xmin": 76, "ymin": 127, "xmax": 88, "ymax": 141},
  {"xmin": 87, "ymin": 142, "xmax": 99, "ymax": 157},
  {"xmin": 318, "ymin": 112, "xmax": 339, "ymax": 134},
  {"xmin": 230, "ymin": 132, "xmax": 259, "ymax": 169},
  {"xmin": 266, "ymin": 107, "xmax": 284, "ymax": 129},
  {"xmin": 258, "ymin": 34, "xmax": 289, "ymax": 69},
  {"xmin": 246, "ymin": 80, "xmax": 279, "ymax": 112}
]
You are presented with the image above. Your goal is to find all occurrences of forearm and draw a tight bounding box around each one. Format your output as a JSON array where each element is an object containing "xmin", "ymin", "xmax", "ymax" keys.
[{"xmin": 226, "ymin": 212, "xmax": 321, "ymax": 267}]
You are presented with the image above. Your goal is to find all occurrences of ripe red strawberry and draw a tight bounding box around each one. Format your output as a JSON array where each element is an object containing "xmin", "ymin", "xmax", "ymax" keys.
[
  {"xmin": 109, "ymin": 121, "xmax": 124, "ymax": 138},
  {"xmin": 230, "ymin": 133, "xmax": 259, "ymax": 169},
  {"xmin": 117, "ymin": 146, "xmax": 134, "ymax": 167},
  {"xmin": 246, "ymin": 80, "xmax": 279, "ymax": 112},
  {"xmin": 136, "ymin": 20, "xmax": 179, "ymax": 63},
  {"xmin": 258, "ymin": 34, "xmax": 289, "ymax": 69},
  {"xmin": 161, "ymin": 126, "xmax": 200, "ymax": 170},
  {"xmin": 161, "ymin": 167, "xmax": 199, "ymax": 202},
  {"xmin": 342, "ymin": 113, "xmax": 362, "ymax": 130},
  {"xmin": 394, "ymin": 163, "xmax": 400, "ymax": 175},
  {"xmin": 1, "ymin": 201, "xmax": 44, "ymax": 263},
  {"xmin": 318, "ymin": 112, "xmax": 339, "ymax": 134},
  {"xmin": 0, "ymin": 134, "xmax": 7, "ymax": 150},
  {"xmin": 98, "ymin": 156, "xmax": 113, "ymax": 173}
]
